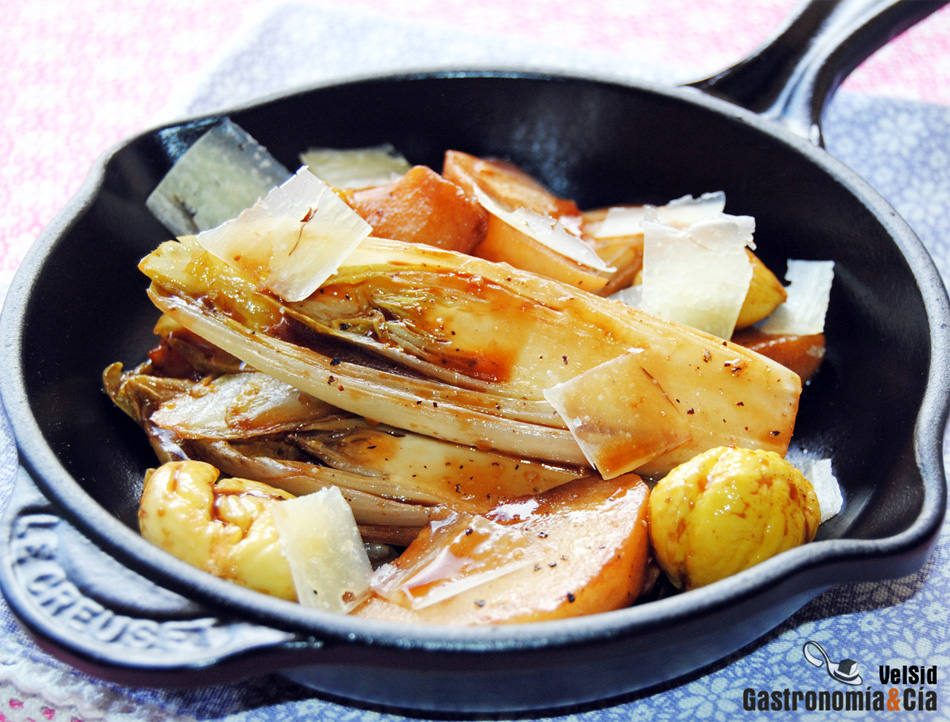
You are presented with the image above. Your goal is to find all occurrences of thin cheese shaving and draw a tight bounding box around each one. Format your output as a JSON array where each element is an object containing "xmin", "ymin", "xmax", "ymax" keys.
[
  {"xmin": 196, "ymin": 167, "xmax": 372, "ymax": 302},
  {"xmin": 300, "ymin": 144, "xmax": 411, "ymax": 189},
  {"xmin": 543, "ymin": 350, "xmax": 692, "ymax": 478},
  {"xmin": 589, "ymin": 192, "xmax": 727, "ymax": 239},
  {"xmin": 641, "ymin": 214, "xmax": 756, "ymax": 338},
  {"xmin": 786, "ymin": 451, "xmax": 842, "ymax": 523},
  {"xmin": 271, "ymin": 486, "xmax": 373, "ymax": 613},
  {"xmin": 608, "ymin": 284, "xmax": 644, "ymax": 309},
  {"xmin": 758, "ymin": 260, "xmax": 835, "ymax": 335},
  {"xmin": 146, "ymin": 119, "xmax": 290, "ymax": 237}
]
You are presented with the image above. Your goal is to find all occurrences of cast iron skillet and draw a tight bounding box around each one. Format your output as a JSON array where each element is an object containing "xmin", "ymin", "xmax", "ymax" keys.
[{"xmin": 1, "ymin": 0, "xmax": 948, "ymax": 714}]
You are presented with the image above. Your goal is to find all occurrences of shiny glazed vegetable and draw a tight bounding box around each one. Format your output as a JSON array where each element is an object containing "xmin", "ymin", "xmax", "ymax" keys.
[
  {"xmin": 140, "ymin": 461, "xmax": 297, "ymax": 601},
  {"xmin": 140, "ymin": 233, "xmax": 801, "ymax": 477},
  {"xmin": 648, "ymin": 446, "xmax": 822, "ymax": 590},
  {"xmin": 106, "ymin": 127, "xmax": 838, "ymax": 624}
]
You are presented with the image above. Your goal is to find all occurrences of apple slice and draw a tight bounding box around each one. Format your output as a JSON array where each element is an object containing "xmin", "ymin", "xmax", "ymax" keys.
[
  {"xmin": 731, "ymin": 328, "xmax": 826, "ymax": 383},
  {"xmin": 353, "ymin": 473, "xmax": 650, "ymax": 624},
  {"xmin": 442, "ymin": 150, "xmax": 608, "ymax": 292},
  {"xmin": 473, "ymin": 213, "xmax": 609, "ymax": 292},
  {"xmin": 349, "ymin": 165, "xmax": 488, "ymax": 253},
  {"xmin": 442, "ymin": 150, "xmax": 579, "ymax": 219}
]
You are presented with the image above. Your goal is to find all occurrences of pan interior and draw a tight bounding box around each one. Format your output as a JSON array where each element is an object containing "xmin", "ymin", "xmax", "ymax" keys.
[{"xmin": 14, "ymin": 73, "xmax": 931, "ymax": 572}]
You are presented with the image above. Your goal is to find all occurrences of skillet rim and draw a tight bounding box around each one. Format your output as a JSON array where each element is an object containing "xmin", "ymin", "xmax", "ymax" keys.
[{"xmin": 1, "ymin": 67, "xmax": 947, "ymax": 651}]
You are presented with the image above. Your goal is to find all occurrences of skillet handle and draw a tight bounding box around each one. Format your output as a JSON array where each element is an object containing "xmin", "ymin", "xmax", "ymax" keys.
[
  {"xmin": 0, "ymin": 463, "xmax": 318, "ymax": 687},
  {"xmin": 688, "ymin": 0, "xmax": 948, "ymax": 145}
]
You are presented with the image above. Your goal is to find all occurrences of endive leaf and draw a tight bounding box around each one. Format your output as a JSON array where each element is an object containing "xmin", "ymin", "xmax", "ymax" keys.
[
  {"xmin": 140, "ymin": 234, "xmax": 801, "ymax": 477},
  {"xmin": 150, "ymin": 371, "xmax": 337, "ymax": 439}
]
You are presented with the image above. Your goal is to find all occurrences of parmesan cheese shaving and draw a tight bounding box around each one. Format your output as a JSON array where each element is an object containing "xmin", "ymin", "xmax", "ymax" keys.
[
  {"xmin": 371, "ymin": 513, "xmax": 533, "ymax": 610},
  {"xmin": 543, "ymin": 350, "xmax": 692, "ymax": 478},
  {"xmin": 271, "ymin": 486, "xmax": 373, "ymax": 613},
  {"xmin": 472, "ymin": 186, "xmax": 613, "ymax": 272},
  {"xmin": 758, "ymin": 260, "xmax": 835, "ymax": 335},
  {"xmin": 589, "ymin": 206, "xmax": 655, "ymax": 239},
  {"xmin": 196, "ymin": 167, "xmax": 372, "ymax": 302},
  {"xmin": 786, "ymin": 452, "xmax": 842, "ymax": 523},
  {"xmin": 146, "ymin": 119, "xmax": 291, "ymax": 237},
  {"xmin": 608, "ymin": 284, "xmax": 644, "ymax": 309},
  {"xmin": 640, "ymin": 214, "xmax": 756, "ymax": 338},
  {"xmin": 300, "ymin": 144, "xmax": 411, "ymax": 189},
  {"xmin": 589, "ymin": 191, "xmax": 726, "ymax": 239}
]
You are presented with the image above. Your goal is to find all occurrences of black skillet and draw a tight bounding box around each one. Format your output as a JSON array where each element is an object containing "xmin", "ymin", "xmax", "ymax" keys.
[{"xmin": 1, "ymin": 0, "xmax": 948, "ymax": 714}]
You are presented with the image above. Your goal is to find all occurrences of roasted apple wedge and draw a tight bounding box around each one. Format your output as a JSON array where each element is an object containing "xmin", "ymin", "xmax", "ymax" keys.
[
  {"xmin": 442, "ymin": 150, "xmax": 580, "ymax": 219},
  {"xmin": 348, "ymin": 165, "xmax": 488, "ymax": 253},
  {"xmin": 443, "ymin": 150, "xmax": 610, "ymax": 293},
  {"xmin": 353, "ymin": 473, "xmax": 650, "ymax": 625},
  {"xmin": 731, "ymin": 327, "xmax": 826, "ymax": 383}
]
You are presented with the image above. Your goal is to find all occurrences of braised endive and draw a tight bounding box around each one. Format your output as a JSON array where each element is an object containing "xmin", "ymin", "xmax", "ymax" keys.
[
  {"xmin": 138, "ymin": 168, "xmax": 801, "ymax": 480},
  {"xmin": 105, "ymin": 132, "xmax": 848, "ymax": 622},
  {"xmin": 105, "ymin": 364, "xmax": 585, "ymax": 522}
]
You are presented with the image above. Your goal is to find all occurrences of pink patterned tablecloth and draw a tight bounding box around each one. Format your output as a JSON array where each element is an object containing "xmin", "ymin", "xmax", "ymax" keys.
[{"xmin": 2, "ymin": 2, "xmax": 950, "ymax": 721}]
